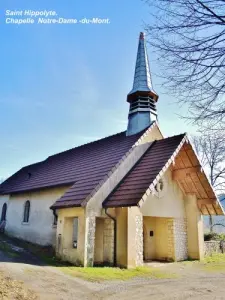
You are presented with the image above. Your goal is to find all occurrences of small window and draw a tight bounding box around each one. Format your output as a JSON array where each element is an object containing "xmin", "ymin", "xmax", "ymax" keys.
[
  {"xmin": 53, "ymin": 212, "xmax": 58, "ymax": 226},
  {"xmin": 1, "ymin": 203, "xmax": 7, "ymax": 221},
  {"xmin": 155, "ymin": 179, "xmax": 164, "ymax": 193},
  {"xmin": 154, "ymin": 178, "xmax": 167, "ymax": 198},
  {"xmin": 72, "ymin": 217, "xmax": 78, "ymax": 248},
  {"xmin": 23, "ymin": 200, "xmax": 30, "ymax": 223}
]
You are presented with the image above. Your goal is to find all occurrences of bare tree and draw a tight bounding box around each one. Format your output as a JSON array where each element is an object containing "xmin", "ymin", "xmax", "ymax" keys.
[
  {"xmin": 192, "ymin": 132, "xmax": 225, "ymax": 231},
  {"xmin": 143, "ymin": 0, "xmax": 225, "ymax": 127},
  {"xmin": 193, "ymin": 134, "xmax": 225, "ymax": 190}
]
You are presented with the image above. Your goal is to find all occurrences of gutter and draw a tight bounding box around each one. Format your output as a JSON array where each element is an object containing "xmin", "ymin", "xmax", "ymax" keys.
[{"xmin": 105, "ymin": 208, "xmax": 117, "ymax": 267}]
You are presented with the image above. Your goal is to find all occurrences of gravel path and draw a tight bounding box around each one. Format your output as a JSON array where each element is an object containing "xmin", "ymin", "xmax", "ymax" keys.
[{"xmin": 1, "ymin": 237, "xmax": 225, "ymax": 299}]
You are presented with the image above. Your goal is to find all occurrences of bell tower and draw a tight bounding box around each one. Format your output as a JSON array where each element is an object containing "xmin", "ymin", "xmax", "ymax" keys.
[{"xmin": 126, "ymin": 32, "xmax": 158, "ymax": 136}]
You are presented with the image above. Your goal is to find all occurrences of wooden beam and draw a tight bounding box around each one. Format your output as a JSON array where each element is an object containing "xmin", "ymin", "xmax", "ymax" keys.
[
  {"xmin": 197, "ymin": 200, "xmax": 224, "ymax": 215},
  {"xmin": 212, "ymin": 204, "xmax": 218, "ymax": 215},
  {"xmin": 197, "ymin": 198, "xmax": 217, "ymax": 205},
  {"xmin": 200, "ymin": 205, "xmax": 209, "ymax": 215},
  {"xmin": 185, "ymin": 176, "xmax": 201, "ymax": 198},
  {"xmin": 179, "ymin": 150, "xmax": 192, "ymax": 168},
  {"xmin": 172, "ymin": 166, "xmax": 201, "ymax": 180},
  {"xmin": 207, "ymin": 204, "xmax": 217, "ymax": 215},
  {"xmin": 197, "ymin": 203, "xmax": 203, "ymax": 214},
  {"xmin": 205, "ymin": 205, "xmax": 211, "ymax": 216},
  {"xmin": 190, "ymin": 173, "xmax": 208, "ymax": 198},
  {"xmin": 183, "ymin": 143, "xmax": 192, "ymax": 151}
]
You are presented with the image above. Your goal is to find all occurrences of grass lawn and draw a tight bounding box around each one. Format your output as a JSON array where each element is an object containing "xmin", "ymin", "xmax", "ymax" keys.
[
  {"xmin": 2, "ymin": 234, "xmax": 225, "ymax": 281},
  {"xmin": 180, "ymin": 253, "xmax": 225, "ymax": 272},
  {"xmin": 1, "ymin": 235, "xmax": 178, "ymax": 282},
  {"xmin": 60, "ymin": 266, "xmax": 178, "ymax": 282},
  {"xmin": 201, "ymin": 253, "xmax": 225, "ymax": 272}
]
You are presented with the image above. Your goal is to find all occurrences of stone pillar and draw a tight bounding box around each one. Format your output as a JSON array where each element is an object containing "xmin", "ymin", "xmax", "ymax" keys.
[
  {"xmin": 185, "ymin": 194, "xmax": 204, "ymax": 260},
  {"xmin": 173, "ymin": 218, "xmax": 188, "ymax": 261},
  {"xmin": 84, "ymin": 214, "xmax": 96, "ymax": 267},
  {"xmin": 127, "ymin": 207, "xmax": 143, "ymax": 268},
  {"xmin": 135, "ymin": 215, "xmax": 143, "ymax": 266},
  {"xmin": 167, "ymin": 218, "xmax": 175, "ymax": 261}
]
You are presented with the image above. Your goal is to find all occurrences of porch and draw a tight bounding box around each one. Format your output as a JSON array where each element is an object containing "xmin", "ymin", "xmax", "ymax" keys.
[
  {"xmin": 56, "ymin": 200, "xmax": 203, "ymax": 268},
  {"xmin": 143, "ymin": 217, "xmax": 175, "ymax": 262}
]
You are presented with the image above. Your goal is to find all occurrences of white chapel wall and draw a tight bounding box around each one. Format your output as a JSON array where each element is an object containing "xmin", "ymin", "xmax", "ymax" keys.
[
  {"xmin": 140, "ymin": 169, "xmax": 186, "ymax": 218},
  {"xmin": 5, "ymin": 186, "xmax": 70, "ymax": 246}
]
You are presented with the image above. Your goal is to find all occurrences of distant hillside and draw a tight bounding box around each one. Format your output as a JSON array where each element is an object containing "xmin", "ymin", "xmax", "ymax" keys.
[{"xmin": 204, "ymin": 194, "xmax": 225, "ymax": 233}]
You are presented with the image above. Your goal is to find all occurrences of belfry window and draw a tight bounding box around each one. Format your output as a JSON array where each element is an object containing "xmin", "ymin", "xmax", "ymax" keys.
[
  {"xmin": 129, "ymin": 96, "xmax": 156, "ymax": 113},
  {"xmin": 23, "ymin": 200, "xmax": 30, "ymax": 223}
]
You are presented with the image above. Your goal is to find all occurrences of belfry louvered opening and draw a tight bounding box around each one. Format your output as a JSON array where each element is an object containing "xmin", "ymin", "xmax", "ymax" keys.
[{"xmin": 129, "ymin": 96, "xmax": 156, "ymax": 114}]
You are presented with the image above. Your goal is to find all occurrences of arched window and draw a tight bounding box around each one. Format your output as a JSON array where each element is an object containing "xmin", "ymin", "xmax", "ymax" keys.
[
  {"xmin": 1, "ymin": 203, "xmax": 7, "ymax": 221},
  {"xmin": 23, "ymin": 201, "xmax": 30, "ymax": 223}
]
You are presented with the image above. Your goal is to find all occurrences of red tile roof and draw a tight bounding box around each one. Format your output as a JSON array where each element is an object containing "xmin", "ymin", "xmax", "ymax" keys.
[
  {"xmin": 103, "ymin": 134, "xmax": 186, "ymax": 208},
  {"xmin": 0, "ymin": 131, "xmax": 144, "ymax": 204}
]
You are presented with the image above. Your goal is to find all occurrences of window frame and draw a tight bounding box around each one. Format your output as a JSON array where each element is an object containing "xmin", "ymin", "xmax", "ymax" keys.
[
  {"xmin": 154, "ymin": 177, "xmax": 167, "ymax": 198},
  {"xmin": 23, "ymin": 200, "xmax": 30, "ymax": 223},
  {"xmin": 53, "ymin": 212, "xmax": 58, "ymax": 227},
  {"xmin": 1, "ymin": 203, "xmax": 7, "ymax": 221},
  {"xmin": 72, "ymin": 217, "xmax": 79, "ymax": 249}
]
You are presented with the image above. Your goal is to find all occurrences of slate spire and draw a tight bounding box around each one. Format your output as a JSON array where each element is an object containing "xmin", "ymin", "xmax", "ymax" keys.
[
  {"xmin": 128, "ymin": 32, "xmax": 157, "ymax": 98},
  {"xmin": 126, "ymin": 32, "xmax": 158, "ymax": 136}
]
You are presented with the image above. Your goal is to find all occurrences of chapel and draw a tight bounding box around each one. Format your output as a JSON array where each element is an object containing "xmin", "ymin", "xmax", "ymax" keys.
[{"xmin": 0, "ymin": 32, "xmax": 223, "ymax": 268}]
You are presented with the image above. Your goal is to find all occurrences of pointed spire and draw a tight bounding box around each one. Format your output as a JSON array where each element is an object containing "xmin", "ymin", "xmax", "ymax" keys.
[
  {"xmin": 126, "ymin": 32, "xmax": 158, "ymax": 136},
  {"xmin": 127, "ymin": 32, "xmax": 158, "ymax": 102}
]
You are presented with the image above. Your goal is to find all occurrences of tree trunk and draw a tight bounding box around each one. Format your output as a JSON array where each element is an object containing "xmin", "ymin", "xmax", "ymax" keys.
[{"xmin": 209, "ymin": 215, "xmax": 213, "ymax": 232}]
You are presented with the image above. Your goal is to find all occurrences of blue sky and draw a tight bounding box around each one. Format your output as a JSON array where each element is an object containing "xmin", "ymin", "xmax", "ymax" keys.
[{"xmin": 0, "ymin": 0, "xmax": 195, "ymax": 179}]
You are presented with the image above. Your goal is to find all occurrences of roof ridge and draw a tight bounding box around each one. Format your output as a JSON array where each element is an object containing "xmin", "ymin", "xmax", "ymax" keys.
[
  {"xmin": 22, "ymin": 161, "xmax": 44, "ymax": 169},
  {"xmin": 0, "ymin": 160, "xmax": 44, "ymax": 190},
  {"xmin": 0, "ymin": 130, "xmax": 132, "ymax": 189},
  {"xmin": 47, "ymin": 130, "xmax": 127, "ymax": 159},
  {"xmin": 103, "ymin": 133, "xmax": 188, "ymax": 208},
  {"xmin": 138, "ymin": 134, "xmax": 188, "ymax": 207},
  {"xmin": 80, "ymin": 122, "xmax": 158, "ymax": 207},
  {"xmin": 102, "ymin": 140, "xmax": 156, "ymax": 208},
  {"xmin": 163, "ymin": 133, "xmax": 186, "ymax": 140},
  {"xmin": 1, "ymin": 122, "xmax": 158, "ymax": 198},
  {"xmin": 47, "ymin": 127, "xmax": 153, "ymax": 160}
]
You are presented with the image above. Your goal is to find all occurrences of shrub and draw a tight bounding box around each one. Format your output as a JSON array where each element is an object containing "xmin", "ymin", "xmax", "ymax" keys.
[{"xmin": 204, "ymin": 232, "xmax": 225, "ymax": 241}]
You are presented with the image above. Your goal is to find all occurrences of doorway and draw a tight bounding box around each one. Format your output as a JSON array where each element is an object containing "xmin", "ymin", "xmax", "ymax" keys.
[
  {"xmin": 94, "ymin": 217, "xmax": 114, "ymax": 266},
  {"xmin": 143, "ymin": 217, "xmax": 156, "ymax": 261},
  {"xmin": 143, "ymin": 217, "xmax": 173, "ymax": 261}
]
